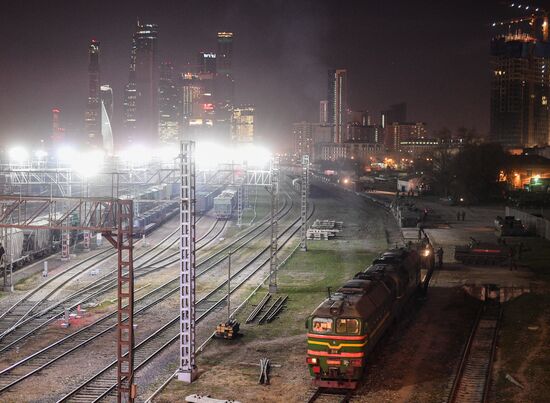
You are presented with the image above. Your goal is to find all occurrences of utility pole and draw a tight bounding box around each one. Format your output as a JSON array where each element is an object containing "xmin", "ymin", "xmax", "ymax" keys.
[
  {"xmin": 177, "ymin": 141, "xmax": 197, "ymax": 383},
  {"xmin": 244, "ymin": 160, "xmax": 249, "ymax": 208},
  {"xmin": 227, "ymin": 251, "xmax": 231, "ymax": 320},
  {"xmin": 300, "ymin": 155, "xmax": 309, "ymax": 252},
  {"xmin": 268, "ymin": 156, "xmax": 279, "ymax": 294},
  {"xmin": 237, "ymin": 182, "xmax": 243, "ymax": 228},
  {"xmin": 114, "ymin": 200, "xmax": 135, "ymax": 403}
]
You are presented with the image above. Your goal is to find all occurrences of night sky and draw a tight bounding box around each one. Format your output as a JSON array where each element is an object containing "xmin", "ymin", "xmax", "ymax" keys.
[{"xmin": 0, "ymin": 0, "xmax": 535, "ymax": 149}]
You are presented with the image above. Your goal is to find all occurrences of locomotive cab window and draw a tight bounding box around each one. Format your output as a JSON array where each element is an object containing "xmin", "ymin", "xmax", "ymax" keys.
[
  {"xmin": 336, "ymin": 318, "xmax": 360, "ymax": 334},
  {"xmin": 312, "ymin": 317, "xmax": 333, "ymax": 333}
]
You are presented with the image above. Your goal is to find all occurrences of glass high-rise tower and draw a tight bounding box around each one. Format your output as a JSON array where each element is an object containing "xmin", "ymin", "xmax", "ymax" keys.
[
  {"xmin": 123, "ymin": 21, "xmax": 159, "ymax": 143},
  {"xmin": 215, "ymin": 32, "xmax": 235, "ymax": 140},
  {"xmin": 85, "ymin": 39, "xmax": 101, "ymax": 145},
  {"xmin": 490, "ymin": 18, "xmax": 550, "ymax": 147},
  {"xmin": 158, "ymin": 62, "xmax": 180, "ymax": 142},
  {"xmin": 327, "ymin": 69, "xmax": 347, "ymax": 143}
]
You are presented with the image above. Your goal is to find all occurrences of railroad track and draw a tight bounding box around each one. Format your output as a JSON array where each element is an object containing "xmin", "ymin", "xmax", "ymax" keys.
[
  {"xmin": 0, "ymin": 214, "xmax": 201, "ymax": 337},
  {"xmin": 447, "ymin": 300, "xmax": 501, "ymax": 403},
  {"xmin": 0, "ymin": 216, "xmax": 219, "ymax": 353},
  {"xmin": 0, "ymin": 193, "xmax": 295, "ymax": 395},
  {"xmin": 56, "ymin": 194, "xmax": 308, "ymax": 402},
  {"xmin": 0, "ymin": 225, "xmax": 182, "ymax": 352},
  {"xmin": 0, "ymin": 214, "xmax": 211, "ymax": 321},
  {"xmin": 0, "ymin": 194, "xmax": 290, "ymax": 355},
  {"xmin": 307, "ymin": 388, "xmax": 353, "ymax": 403}
]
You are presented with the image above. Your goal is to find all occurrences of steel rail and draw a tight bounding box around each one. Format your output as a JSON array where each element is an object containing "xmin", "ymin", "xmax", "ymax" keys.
[
  {"xmin": 57, "ymin": 195, "xmax": 309, "ymax": 402},
  {"xmin": 0, "ymin": 193, "xmax": 294, "ymax": 391}
]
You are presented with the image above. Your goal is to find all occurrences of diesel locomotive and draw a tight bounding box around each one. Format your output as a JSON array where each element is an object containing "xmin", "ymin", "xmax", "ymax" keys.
[{"xmin": 306, "ymin": 247, "xmax": 421, "ymax": 388}]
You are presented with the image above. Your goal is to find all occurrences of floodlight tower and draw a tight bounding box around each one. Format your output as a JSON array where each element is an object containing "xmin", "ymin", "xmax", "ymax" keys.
[
  {"xmin": 268, "ymin": 156, "xmax": 280, "ymax": 294},
  {"xmin": 176, "ymin": 141, "xmax": 197, "ymax": 383},
  {"xmin": 243, "ymin": 160, "xmax": 250, "ymax": 208},
  {"xmin": 237, "ymin": 180, "xmax": 243, "ymax": 227},
  {"xmin": 60, "ymin": 174, "xmax": 72, "ymax": 261},
  {"xmin": 300, "ymin": 155, "xmax": 309, "ymax": 252}
]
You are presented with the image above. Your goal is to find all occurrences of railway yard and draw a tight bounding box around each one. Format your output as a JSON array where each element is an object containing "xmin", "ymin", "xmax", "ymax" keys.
[{"xmin": 0, "ymin": 174, "xmax": 548, "ymax": 403}]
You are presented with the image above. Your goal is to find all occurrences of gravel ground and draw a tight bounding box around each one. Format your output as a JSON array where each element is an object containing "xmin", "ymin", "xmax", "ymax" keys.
[{"xmin": 1, "ymin": 185, "xmax": 538, "ymax": 403}]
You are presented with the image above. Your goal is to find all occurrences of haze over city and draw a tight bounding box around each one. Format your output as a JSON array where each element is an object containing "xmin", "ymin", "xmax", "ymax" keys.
[
  {"xmin": 0, "ymin": 2, "xmax": 549, "ymax": 403},
  {"xmin": 0, "ymin": 0, "xmax": 515, "ymax": 147}
]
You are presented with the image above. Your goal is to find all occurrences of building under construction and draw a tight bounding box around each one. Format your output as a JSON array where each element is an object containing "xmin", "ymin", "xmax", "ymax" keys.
[{"xmin": 490, "ymin": 8, "xmax": 550, "ymax": 148}]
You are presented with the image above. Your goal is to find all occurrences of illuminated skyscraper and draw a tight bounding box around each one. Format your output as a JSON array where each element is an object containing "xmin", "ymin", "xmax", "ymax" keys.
[
  {"xmin": 327, "ymin": 69, "xmax": 347, "ymax": 143},
  {"xmin": 180, "ymin": 72, "xmax": 202, "ymax": 122},
  {"xmin": 158, "ymin": 62, "xmax": 180, "ymax": 142},
  {"xmin": 100, "ymin": 85, "xmax": 114, "ymax": 154},
  {"xmin": 51, "ymin": 108, "xmax": 65, "ymax": 144},
  {"xmin": 231, "ymin": 106, "xmax": 255, "ymax": 143},
  {"xmin": 319, "ymin": 100, "xmax": 329, "ymax": 125},
  {"xmin": 197, "ymin": 52, "xmax": 217, "ymax": 74},
  {"xmin": 100, "ymin": 85, "xmax": 113, "ymax": 122},
  {"xmin": 215, "ymin": 32, "xmax": 235, "ymax": 140},
  {"xmin": 85, "ymin": 39, "xmax": 101, "ymax": 144},
  {"xmin": 123, "ymin": 21, "xmax": 159, "ymax": 143},
  {"xmin": 490, "ymin": 29, "xmax": 550, "ymax": 147},
  {"xmin": 216, "ymin": 32, "xmax": 233, "ymax": 75}
]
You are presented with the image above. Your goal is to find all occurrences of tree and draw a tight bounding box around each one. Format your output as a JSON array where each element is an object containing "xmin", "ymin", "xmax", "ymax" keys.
[
  {"xmin": 450, "ymin": 143, "xmax": 507, "ymax": 203},
  {"xmin": 432, "ymin": 145, "xmax": 454, "ymax": 197}
]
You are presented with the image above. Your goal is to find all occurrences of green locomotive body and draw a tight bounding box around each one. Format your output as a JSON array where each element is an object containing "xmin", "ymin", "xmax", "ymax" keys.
[{"xmin": 306, "ymin": 247, "xmax": 421, "ymax": 388}]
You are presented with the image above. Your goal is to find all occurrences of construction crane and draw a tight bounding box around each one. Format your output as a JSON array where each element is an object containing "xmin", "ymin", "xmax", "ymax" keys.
[{"xmin": 491, "ymin": 3, "xmax": 548, "ymax": 42}]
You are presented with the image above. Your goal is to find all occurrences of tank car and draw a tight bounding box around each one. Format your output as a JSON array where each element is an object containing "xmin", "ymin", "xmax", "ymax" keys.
[{"xmin": 306, "ymin": 247, "xmax": 421, "ymax": 389}]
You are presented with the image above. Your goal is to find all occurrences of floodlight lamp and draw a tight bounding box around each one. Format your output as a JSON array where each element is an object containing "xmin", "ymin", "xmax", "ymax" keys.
[
  {"xmin": 195, "ymin": 141, "xmax": 226, "ymax": 169},
  {"xmin": 155, "ymin": 144, "xmax": 179, "ymax": 163},
  {"xmin": 34, "ymin": 150, "xmax": 48, "ymax": 160},
  {"xmin": 9, "ymin": 146, "xmax": 29, "ymax": 162},
  {"xmin": 120, "ymin": 144, "xmax": 152, "ymax": 166},
  {"xmin": 236, "ymin": 144, "xmax": 273, "ymax": 168},
  {"xmin": 57, "ymin": 145, "xmax": 77, "ymax": 164},
  {"xmin": 73, "ymin": 150, "xmax": 105, "ymax": 177}
]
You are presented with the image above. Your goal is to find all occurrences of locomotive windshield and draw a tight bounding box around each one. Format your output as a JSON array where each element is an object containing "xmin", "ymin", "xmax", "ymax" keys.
[
  {"xmin": 312, "ymin": 317, "xmax": 333, "ymax": 333},
  {"xmin": 336, "ymin": 318, "xmax": 360, "ymax": 334}
]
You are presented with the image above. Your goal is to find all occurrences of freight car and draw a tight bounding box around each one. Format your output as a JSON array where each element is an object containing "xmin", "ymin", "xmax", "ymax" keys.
[
  {"xmin": 292, "ymin": 177, "xmax": 301, "ymax": 192},
  {"xmin": 213, "ymin": 189, "xmax": 237, "ymax": 219},
  {"xmin": 133, "ymin": 201, "xmax": 179, "ymax": 237},
  {"xmin": 306, "ymin": 247, "xmax": 421, "ymax": 389}
]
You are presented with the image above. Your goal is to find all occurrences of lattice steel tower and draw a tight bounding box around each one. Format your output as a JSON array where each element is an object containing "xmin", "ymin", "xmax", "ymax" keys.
[
  {"xmin": 300, "ymin": 155, "xmax": 309, "ymax": 252},
  {"xmin": 177, "ymin": 141, "xmax": 197, "ymax": 383},
  {"xmin": 268, "ymin": 156, "xmax": 279, "ymax": 294}
]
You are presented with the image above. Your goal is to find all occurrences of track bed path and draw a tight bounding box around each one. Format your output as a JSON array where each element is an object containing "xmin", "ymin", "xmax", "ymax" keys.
[{"xmin": 449, "ymin": 302, "xmax": 501, "ymax": 403}]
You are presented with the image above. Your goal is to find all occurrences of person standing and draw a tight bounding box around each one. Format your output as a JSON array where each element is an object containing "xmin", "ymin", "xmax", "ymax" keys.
[
  {"xmin": 461, "ymin": 211, "xmax": 466, "ymax": 221},
  {"xmin": 436, "ymin": 247, "xmax": 444, "ymax": 269},
  {"xmin": 0, "ymin": 243, "xmax": 5, "ymax": 282},
  {"xmin": 518, "ymin": 242, "xmax": 524, "ymax": 260},
  {"xmin": 0, "ymin": 242, "xmax": 5, "ymax": 267},
  {"xmin": 508, "ymin": 246, "xmax": 517, "ymax": 271}
]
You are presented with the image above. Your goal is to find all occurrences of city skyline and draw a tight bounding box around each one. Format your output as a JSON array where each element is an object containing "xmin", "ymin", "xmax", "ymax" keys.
[{"xmin": 0, "ymin": 0, "xmax": 534, "ymax": 149}]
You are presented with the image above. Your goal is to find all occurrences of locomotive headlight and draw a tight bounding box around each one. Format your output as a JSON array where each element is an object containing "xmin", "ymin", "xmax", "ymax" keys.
[
  {"xmin": 307, "ymin": 357, "xmax": 318, "ymax": 365},
  {"xmin": 342, "ymin": 359, "xmax": 350, "ymax": 366},
  {"xmin": 423, "ymin": 249, "xmax": 431, "ymax": 257}
]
